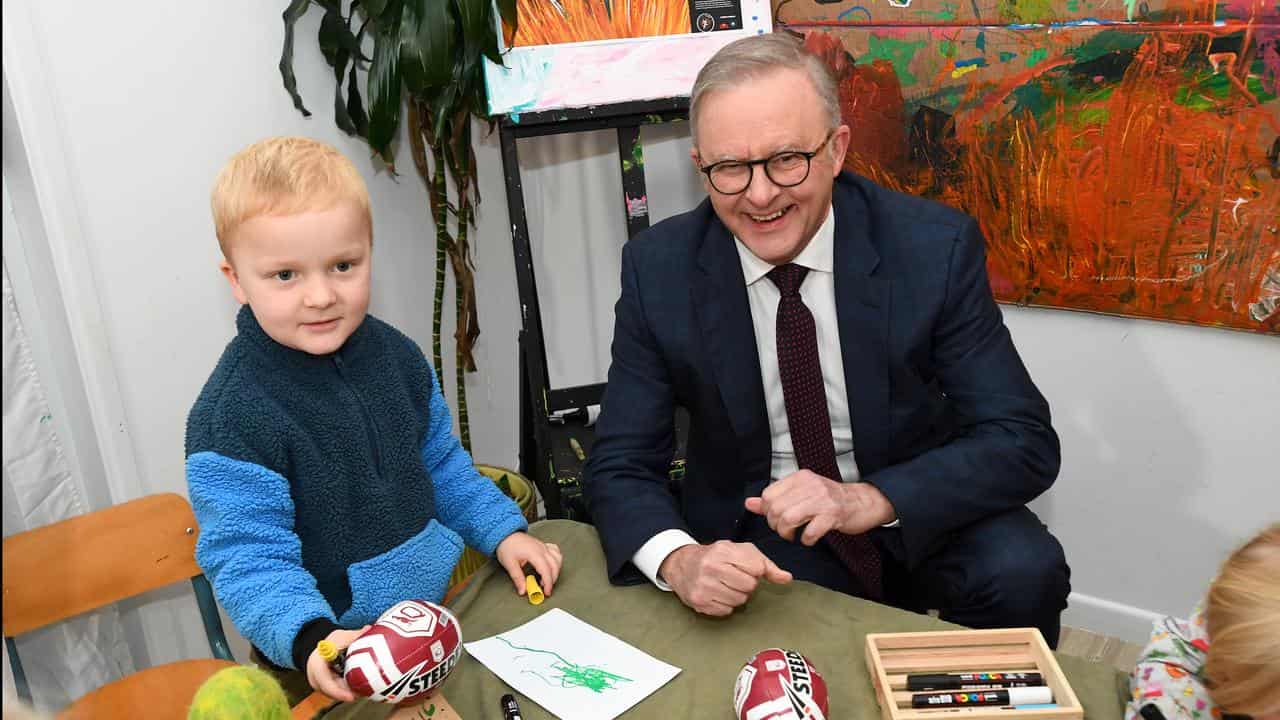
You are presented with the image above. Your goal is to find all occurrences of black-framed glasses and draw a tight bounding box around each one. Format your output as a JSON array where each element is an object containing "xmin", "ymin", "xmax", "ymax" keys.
[{"xmin": 698, "ymin": 129, "xmax": 835, "ymax": 195}]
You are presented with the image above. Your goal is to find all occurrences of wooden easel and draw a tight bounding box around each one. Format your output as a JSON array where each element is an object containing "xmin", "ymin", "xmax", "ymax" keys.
[{"xmin": 499, "ymin": 98, "xmax": 692, "ymax": 521}]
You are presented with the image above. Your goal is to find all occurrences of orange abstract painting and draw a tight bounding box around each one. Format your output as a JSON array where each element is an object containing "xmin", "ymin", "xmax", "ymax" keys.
[
  {"xmin": 783, "ymin": 0, "xmax": 1279, "ymax": 332},
  {"xmin": 511, "ymin": 0, "xmax": 694, "ymax": 46}
]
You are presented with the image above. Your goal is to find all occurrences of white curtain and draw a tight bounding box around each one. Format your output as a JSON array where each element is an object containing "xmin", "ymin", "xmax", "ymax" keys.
[{"xmin": 2, "ymin": 256, "xmax": 133, "ymax": 711}]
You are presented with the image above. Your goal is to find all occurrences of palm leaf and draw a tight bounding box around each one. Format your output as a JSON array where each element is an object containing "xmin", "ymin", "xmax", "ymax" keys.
[
  {"xmin": 346, "ymin": 59, "xmax": 370, "ymax": 136},
  {"xmin": 399, "ymin": 0, "xmax": 455, "ymax": 91},
  {"xmin": 366, "ymin": 31, "xmax": 403, "ymax": 165},
  {"xmin": 456, "ymin": 0, "xmax": 503, "ymax": 65},
  {"xmin": 279, "ymin": 0, "xmax": 313, "ymax": 117},
  {"xmin": 318, "ymin": 4, "xmax": 364, "ymax": 66}
]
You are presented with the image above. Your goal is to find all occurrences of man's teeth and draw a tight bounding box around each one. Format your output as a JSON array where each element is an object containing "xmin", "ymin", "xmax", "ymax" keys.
[{"xmin": 750, "ymin": 208, "xmax": 787, "ymax": 222}]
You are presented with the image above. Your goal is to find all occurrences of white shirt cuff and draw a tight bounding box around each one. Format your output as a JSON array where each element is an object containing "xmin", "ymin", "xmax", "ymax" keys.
[
  {"xmin": 881, "ymin": 518, "xmax": 901, "ymax": 528},
  {"xmin": 632, "ymin": 529, "xmax": 698, "ymax": 591}
]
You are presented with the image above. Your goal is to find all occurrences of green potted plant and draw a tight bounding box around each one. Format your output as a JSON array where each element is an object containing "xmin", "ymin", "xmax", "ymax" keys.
[{"xmin": 278, "ymin": 0, "xmax": 517, "ymax": 452}]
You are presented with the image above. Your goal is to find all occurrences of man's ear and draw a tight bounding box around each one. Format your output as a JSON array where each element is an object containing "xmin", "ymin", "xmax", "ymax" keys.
[
  {"xmin": 219, "ymin": 259, "xmax": 248, "ymax": 305},
  {"xmin": 829, "ymin": 124, "xmax": 852, "ymax": 175},
  {"xmin": 690, "ymin": 147, "xmax": 712, "ymax": 191}
]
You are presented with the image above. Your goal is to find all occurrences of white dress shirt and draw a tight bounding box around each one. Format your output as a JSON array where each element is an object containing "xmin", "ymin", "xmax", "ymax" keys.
[{"xmin": 631, "ymin": 207, "xmax": 893, "ymax": 590}]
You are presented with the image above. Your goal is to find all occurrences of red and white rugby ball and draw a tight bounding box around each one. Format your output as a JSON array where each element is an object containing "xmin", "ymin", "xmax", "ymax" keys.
[
  {"xmin": 343, "ymin": 600, "xmax": 463, "ymax": 705},
  {"xmin": 733, "ymin": 648, "xmax": 829, "ymax": 720}
]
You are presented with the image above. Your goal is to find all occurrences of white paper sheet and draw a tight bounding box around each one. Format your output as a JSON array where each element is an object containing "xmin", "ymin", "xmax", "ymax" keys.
[{"xmin": 464, "ymin": 608, "xmax": 681, "ymax": 720}]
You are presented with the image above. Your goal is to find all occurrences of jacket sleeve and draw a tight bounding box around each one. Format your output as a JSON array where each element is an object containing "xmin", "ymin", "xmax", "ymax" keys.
[
  {"xmin": 186, "ymin": 405, "xmax": 337, "ymax": 669},
  {"xmin": 582, "ymin": 241, "xmax": 687, "ymax": 583},
  {"xmin": 418, "ymin": 362, "xmax": 527, "ymax": 556},
  {"xmin": 866, "ymin": 218, "xmax": 1061, "ymax": 566}
]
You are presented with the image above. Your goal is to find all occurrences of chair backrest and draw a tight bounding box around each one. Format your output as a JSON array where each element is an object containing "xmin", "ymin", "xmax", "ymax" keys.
[{"xmin": 2, "ymin": 493, "xmax": 232, "ymax": 703}]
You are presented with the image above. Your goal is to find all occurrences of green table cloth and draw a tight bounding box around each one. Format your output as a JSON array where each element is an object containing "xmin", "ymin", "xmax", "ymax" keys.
[{"xmin": 325, "ymin": 520, "xmax": 1127, "ymax": 719}]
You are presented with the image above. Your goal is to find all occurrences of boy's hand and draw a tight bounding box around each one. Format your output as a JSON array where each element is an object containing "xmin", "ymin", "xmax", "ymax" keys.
[
  {"xmin": 496, "ymin": 532, "xmax": 563, "ymax": 598},
  {"xmin": 305, "ymin": 625, "xmax": 370, "ymax": 702}
]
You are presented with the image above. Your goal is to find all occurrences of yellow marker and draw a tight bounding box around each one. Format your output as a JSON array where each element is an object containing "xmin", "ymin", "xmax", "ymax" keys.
[
  {"xmin": 316, "ymin": 640, "xmax": 344, "ymax": 675},
  {"xmin": 525, "ymin": 573, "xmax": 545, "ymax": 604}
]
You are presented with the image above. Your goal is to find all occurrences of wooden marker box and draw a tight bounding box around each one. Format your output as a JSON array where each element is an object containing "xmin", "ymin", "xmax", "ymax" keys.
[{"xmin": 864, "ymin": 628, "xmax": 1084, "ymax": 720}]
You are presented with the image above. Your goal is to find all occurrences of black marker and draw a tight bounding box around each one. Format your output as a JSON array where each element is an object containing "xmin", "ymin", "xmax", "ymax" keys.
[
  {"xmin": 912, "ymin": 686, "xmax": 1053, "ymax": 709},
  {"xmin": 501, "ymin": 693, "xmax": 524, "ymax": 720},
  {"xmin": 907, "ymin": 671, "xmax": 1044, "ymax": 691}
]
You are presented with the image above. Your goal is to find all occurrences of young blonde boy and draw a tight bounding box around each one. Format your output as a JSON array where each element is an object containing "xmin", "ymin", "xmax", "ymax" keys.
[{"xmin": 187, "ymin": 136, "xmax": 562, "ymax": 702}]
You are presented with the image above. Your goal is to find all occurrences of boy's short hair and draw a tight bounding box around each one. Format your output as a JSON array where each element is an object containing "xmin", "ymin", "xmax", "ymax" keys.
[
  {"xmin": 1204, "ymin": 523, "xmax": 1280, "ymax": 715},
  {"xmin": 211, "ymin": 136, "xmax": 371, "ymax": 257}
]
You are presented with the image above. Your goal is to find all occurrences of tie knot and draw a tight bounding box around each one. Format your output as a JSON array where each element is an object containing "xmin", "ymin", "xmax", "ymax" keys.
[{"xmin": 767, "ymin": 263, "xmax": 809, "ymax": 297}]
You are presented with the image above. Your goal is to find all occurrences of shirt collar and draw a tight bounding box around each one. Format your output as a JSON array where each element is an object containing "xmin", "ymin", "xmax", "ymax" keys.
[{"xmin": 734, "ymin": 205, "xmax": 835, "ymax": 286}]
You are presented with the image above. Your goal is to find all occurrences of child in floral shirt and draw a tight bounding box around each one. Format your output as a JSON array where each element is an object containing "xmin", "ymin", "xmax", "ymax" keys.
[{"xmin": 1125, "ymin": 524, "xmax": 1279, "ymax": 720}]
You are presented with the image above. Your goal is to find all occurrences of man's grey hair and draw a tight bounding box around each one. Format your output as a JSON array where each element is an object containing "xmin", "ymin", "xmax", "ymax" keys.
[{"xmin": 689, "ymin": 32, "xmax": 842, "ymax": 147}]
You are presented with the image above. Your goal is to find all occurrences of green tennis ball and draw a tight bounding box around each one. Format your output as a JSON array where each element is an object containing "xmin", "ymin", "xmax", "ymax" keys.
[{"xmin": 187, "ymin": 665, "xmax": 290, "ymax": 720}]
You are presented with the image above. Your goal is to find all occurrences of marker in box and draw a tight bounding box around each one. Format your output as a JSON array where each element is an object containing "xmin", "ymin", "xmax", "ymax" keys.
[
  {"xmin": 912, "ymin": 687, "xmax": 1054, "ymax": 709},
  {"xmin": 907, "ymin": 672, "xmax": 1044, "ymax": 691}
]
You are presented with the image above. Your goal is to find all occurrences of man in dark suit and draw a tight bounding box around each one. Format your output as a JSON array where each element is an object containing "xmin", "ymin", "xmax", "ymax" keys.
[{"xmin": 582, "ymin": 32, "xmax": 1070, "ymax": 645}]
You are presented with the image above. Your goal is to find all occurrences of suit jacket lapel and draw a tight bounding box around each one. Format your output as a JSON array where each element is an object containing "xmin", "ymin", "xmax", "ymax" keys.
[
  {"xmin": 693, "ymin": 218, "xmax": 772, "ymax": 487},
  {"xmin": 832, "ymin": 181, "xmax": 892, "ymax": 475}
]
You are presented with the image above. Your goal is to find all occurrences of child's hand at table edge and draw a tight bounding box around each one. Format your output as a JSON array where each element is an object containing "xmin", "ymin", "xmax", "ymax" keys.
[{"xmin": 496, "ymin": 531, "xmax": 563, "ymax": 597}]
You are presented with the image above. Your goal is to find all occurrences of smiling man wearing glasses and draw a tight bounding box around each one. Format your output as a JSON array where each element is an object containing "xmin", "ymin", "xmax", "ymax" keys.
[{"xmin": 584, "ymin": 32, "xmax": 1070, "ymax": 647}]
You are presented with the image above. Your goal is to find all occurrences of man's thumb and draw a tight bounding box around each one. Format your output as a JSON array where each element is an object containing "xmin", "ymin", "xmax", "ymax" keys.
[
  {"xmin": 762, "ymin": 557, "xmax": 793, "ymax": 584},
  {"xmin": 744, "ymin": 497, "xmax": 764, "ymax": 514}
]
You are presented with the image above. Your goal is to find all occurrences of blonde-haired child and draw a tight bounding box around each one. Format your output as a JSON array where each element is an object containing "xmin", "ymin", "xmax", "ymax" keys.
[
  {"xmin": 1126, "ymin": 524, "xmax": 1280, "ymax": 720},
  {"xmin": 189, "ymin": 137, "xmax": 563, "ymax": 704}
]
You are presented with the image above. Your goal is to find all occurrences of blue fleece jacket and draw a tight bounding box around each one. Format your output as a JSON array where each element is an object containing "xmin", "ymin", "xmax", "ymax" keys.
[{"xmin": 185, "ymin": 306, "xmax": 526, "ymax": 669}]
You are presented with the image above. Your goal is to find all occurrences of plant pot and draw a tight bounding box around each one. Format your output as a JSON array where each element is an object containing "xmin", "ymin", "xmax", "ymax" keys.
[
  {"xmin": 475, "ymin": 464, "xmax": 536, "ymax": 523},
  {"xmin": 448, "ymin": 465, "xmax": 538, "ymax": 590}
]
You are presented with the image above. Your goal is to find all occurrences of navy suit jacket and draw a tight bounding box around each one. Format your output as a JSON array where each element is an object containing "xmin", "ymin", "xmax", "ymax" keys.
[{"xmin": 583, "ymin": 172, "xmax": 1060, "ymax": 584}]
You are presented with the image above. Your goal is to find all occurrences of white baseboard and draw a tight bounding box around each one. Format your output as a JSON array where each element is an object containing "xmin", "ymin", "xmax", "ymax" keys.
[{"xmin": 1063, "ymin": 592, "xmax": 1162, "ymax": 644}]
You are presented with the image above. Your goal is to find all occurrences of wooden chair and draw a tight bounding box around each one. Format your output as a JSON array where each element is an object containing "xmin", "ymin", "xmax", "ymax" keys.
[{"xmin": 2, "ymin": 493, "xmax": 236, "ymax": 718}]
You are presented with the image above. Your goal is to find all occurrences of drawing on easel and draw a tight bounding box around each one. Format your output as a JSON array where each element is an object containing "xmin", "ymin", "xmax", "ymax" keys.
[
  {"xmin": 483, "ymin": 0, "xmax": 772, "ymax": 114},
  {"xmin": 465, "ymin": 608, "xmax": 680, "ymax": 720}
]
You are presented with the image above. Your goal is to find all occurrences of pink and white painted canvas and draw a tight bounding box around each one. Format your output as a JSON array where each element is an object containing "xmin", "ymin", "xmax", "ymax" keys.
[{"xmin": 484, "ymin": 0, "xmax": 772, "ymax": 115}]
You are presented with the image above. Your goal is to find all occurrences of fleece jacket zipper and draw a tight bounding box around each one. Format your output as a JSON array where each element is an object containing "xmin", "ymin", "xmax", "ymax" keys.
[{"xmin": 333, "ymin": 354, "xmax": 384, "ymax": 480}]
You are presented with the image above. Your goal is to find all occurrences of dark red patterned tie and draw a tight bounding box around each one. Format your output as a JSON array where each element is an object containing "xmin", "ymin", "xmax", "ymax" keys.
[{"xmin": 768, "ymin": 263, "xmax": 883, "ymax": 601}]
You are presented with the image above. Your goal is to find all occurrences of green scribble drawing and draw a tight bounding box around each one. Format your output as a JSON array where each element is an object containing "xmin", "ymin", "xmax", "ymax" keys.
[
  {"xmin": 497, "ymin": 636, "xmax": 634, "ymax": 693},
  {"xmin": 416, "ymin": 703, "xmax": 436, "ymax": 718}
]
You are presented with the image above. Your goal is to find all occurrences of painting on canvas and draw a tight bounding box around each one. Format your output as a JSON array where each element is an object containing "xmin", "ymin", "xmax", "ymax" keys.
[{"xmin": 779, "ymin": 0, "xmax": 1278, "ymax": 332}]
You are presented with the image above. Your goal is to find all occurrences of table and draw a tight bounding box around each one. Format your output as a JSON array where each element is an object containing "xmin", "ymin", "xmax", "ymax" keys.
[{"xmin": 324, "ymin": 520, "xmax": 1128, "ymax": 719}]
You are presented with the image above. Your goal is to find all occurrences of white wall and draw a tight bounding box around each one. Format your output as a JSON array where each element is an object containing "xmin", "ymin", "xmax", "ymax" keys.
[
  {"xmin": 1016, "ymin": 310, "xmax": 1278, "ymax": 640},
  {"xmin": 3, "ymin": 1, "xmax": 1275, "ymax": 691}
]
